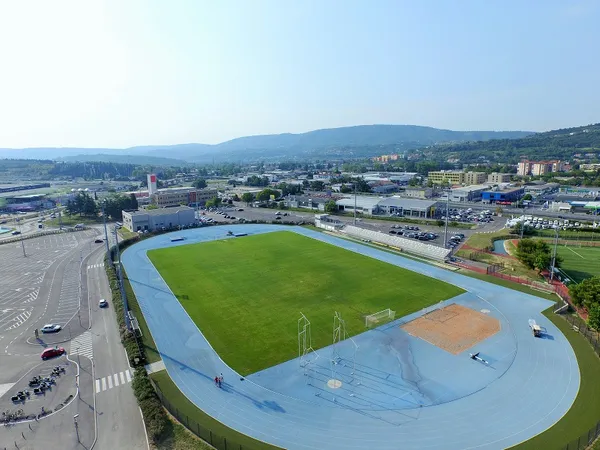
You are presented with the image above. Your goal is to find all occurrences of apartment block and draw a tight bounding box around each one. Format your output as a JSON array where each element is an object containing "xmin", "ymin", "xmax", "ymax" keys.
[{"xmin": 488, "ymin": 172, "xmax": 511, "ymax": 183}]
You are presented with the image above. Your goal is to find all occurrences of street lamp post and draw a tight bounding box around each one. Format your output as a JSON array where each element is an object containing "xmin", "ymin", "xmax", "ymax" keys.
[
  {"xmin": 18, "ymin": 219, "xmax": 26, "ymax": 257},
  {"xmin": 444, "ymin": 189, "xmax": 450, "ymax": 248},
  {"xmin": 100, "ymin": 200, "xmax": 110, "ymax": 255}
]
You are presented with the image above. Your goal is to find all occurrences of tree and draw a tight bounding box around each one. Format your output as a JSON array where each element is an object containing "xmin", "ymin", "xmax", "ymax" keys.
[
  {"xmin": 256, "ymin": 189, "xmax": 281, "ymax": 202},
  {"xmin": 522, "ymin": 193, "xmax": 533, "ymax": 201},
  {"xmin": 515, "ymin": 238, "xmax": 559, "ymax": 274},
  {"xmin": 495, "ymin": 206, "xmax": 503, "ymax": 215},
  {"xmin": 310, "ymin": 180, "xmax": 325, "ymax": 191},
  {"xmin": 588, "ymin": 304, "xmax": 600, "ymax": 331},
  {"xmin": 569, "ymin": 276, "xmax": 600, "ymax": 309},
  {"xmin": 146, "ymin": 204, "xmax": 158, "ymax": 210},
  {"xmin": 241, "ymin": 193, "xmax": 255, "ymax": 205},
  {"xmin": 205, "ymin": 197, "xmax": 222, "ymax": 208},
  {"xmin": 65, "ymin": 192, "xmax": 98, "ymax": 217},
  {"xmin": 324, "ymin": 200, "xmax": 337, "ymax": 213},
  {"xmin": 340, "ymin": 184, "xmax": 352, "ymax": 193},
  {"xmin": 192, "ymin": 178, "xmax": 207, "ymax": 189}
]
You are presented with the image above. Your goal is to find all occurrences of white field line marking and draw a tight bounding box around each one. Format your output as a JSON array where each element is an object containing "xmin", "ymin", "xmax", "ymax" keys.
[{"xmin": 565, "ymin": 246, "xmax": 584, "ymax": 259}]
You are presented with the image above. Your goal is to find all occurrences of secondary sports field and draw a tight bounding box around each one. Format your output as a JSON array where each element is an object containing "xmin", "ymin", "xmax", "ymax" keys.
[
  {"xmin": 557, "ymin": 245, "xmax": 600, "ymax": 283},
  {"xmin": 147, "ymin": 231, "xmax": 464, "ymax": 375}
]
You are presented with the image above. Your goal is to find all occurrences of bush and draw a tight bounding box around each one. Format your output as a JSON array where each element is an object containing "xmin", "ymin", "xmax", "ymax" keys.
[{"xmin": 133, "ymin": 369, "xmax": 168, "ymax": 443}]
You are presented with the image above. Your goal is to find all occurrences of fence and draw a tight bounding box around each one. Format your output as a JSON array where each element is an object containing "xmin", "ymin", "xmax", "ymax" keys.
[
  {"xmin": 0, "ymin": 226, "xmax": 87, "ymax": 245},
  {"xmin": 151, "ymin": 379, "xmax": 276, "ymax": 450},
  {"xmin": 561, "ymin": 421, "xmax": 600, "ymax": 450},
  {"xmin": 560, "ymin": 313, "xmax": 600, "ymax": 357}
]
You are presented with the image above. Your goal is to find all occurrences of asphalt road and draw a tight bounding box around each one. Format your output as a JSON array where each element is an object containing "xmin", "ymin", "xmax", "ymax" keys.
[
  {"xmin": 0, "ymin": 226, "xmax": 146, "ymax": 450},
  {"xmin": 87, "ymin": 235, "xmax": 147, "ymax": 450}
]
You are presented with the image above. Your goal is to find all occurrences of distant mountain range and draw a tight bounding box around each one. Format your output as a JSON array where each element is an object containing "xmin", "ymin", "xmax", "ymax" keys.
[
  {"xmin": 421, "ymin": 123, "xmax": 600, "ymax": 163},
  {"xmin": 0, "ymin": 124, "xmax": 534, "ymax": 164}
]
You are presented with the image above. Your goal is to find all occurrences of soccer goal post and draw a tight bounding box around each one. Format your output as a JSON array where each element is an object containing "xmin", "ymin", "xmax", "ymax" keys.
[{"xmin": 365, "ymin": 308, "xmax": 396, "ymax": 328}]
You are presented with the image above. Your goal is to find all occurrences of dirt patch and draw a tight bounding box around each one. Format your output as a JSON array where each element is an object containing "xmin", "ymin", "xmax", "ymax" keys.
[{"xmin": 401, "ymin": 304, "xmax": 500, "ymax": 354}]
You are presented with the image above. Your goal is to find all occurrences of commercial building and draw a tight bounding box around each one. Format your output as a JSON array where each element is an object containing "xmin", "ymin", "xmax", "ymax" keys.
[
  {"xmin": 488, "ymin": 172, "xmax": 511, "ymax": 184},
  {"xmin": 336, "ymin": 196, "xmax": 382, "ymax": 215},
  {"xmin": 152, "ymin": 187, "xmax": 217, "ymax": 208},
  {"xmin": 449, "ymin": 185, "xmax": 487, "ymax": 202},
  {"xmin": 122, "ymin": 206, "xmax": 196, "ymax": 232},
  {"xmin": 427, "ymin": 170, "xmax": 486, "ymax": 185},
  {"xmin": 376, "ymin": 197, "xmax": 438, "ymax": 218},
  {"xmin": 524, "ymin": 182, "xmax": 560, "ymax": 196},
  {"xmin": 400, "ymin": 187, "xmax": 434, "ymax": 199},
  {"xmin": 3, "ymin": 194, "xmax": 54, "ymax": 211},
  {"xmin": 482, "ymin": 186, "xmax": 525, "ymax": 204}
]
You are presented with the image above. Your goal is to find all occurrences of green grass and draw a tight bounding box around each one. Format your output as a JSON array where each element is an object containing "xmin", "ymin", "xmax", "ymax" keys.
[
  {"xmin": 148, "ymin": 231, "xmax": 464, "ymax": 375},
  {"xmin": 557, "ymin": 245, "xmax": 600, "ymax": 283},
  {"xmin": 150, "ymin": 370, "xmax": 280, "ymax": 450},
  {"xmin": 124, "ymin": 273, "xmax": 161, "ymax": 364},
  {"xmin": 46, "ymin": 214, "xmax": 101, "ymax": 227},
  {"xmin": 512, "ymin": 310, "xmax": 600, "ymax": 449},
  {"xmin": 463, "ymin": 230, "xmax": 517, "ymax": 250}
]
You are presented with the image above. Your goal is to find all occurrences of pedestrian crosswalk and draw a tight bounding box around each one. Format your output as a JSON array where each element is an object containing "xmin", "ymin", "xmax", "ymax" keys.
[
  {"xmin": 95, "ymin": 369, "xmax": 132, "ymax": 394},
  {"xmin": 70, "ymin": 331, "xmax": 93, "ymax": 360},
  {"xmin": 87, "ymin": 263, "xmax": 105, "ymax": 270}
]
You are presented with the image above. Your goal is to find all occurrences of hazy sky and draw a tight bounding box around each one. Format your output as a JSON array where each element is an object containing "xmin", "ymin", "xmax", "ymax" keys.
[{"xmin": 0, "ymin": 0, "xmax": 598, "ymax": 148}]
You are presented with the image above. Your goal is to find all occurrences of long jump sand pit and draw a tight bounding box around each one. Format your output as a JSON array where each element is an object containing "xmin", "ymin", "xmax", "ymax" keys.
[{"xmin": 401, "ymin": 304, "xmax": 500, "ymax": 354}]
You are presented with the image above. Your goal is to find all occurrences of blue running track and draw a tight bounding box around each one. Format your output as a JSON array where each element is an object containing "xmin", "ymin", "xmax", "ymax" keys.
[{"xmin": 122, "ymin": 225, "xmax": 579, "ymax": 450}]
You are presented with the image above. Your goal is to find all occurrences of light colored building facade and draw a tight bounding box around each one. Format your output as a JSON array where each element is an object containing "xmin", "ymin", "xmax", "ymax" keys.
[
  {"xmin": 488, "ymin": 172, "xmax": 511, "ymax": 183},
  {"xmin": 518, "ymin": 160, "xmax": 564, "ymax": 176},
  {"xmin": 122, "ymin": 206, "xmax": 196, "ymax": 232},
  {"xmin": 428, "ymin": 171, "xmax": 465, "ymax": 185},
  {"xmin": 428, "ymin": 171, "xmax": 485, "ymax": 185},
  {"xmin": 449, "ymin": 185, "xmax": 487, "ymax": 202},
  {"xmin": 401, "ymin": 187, "xmax": 434, "ymax": 199},
  {"xmin": 152, "ymin": 187, "xmax": 217, "ymax": 208},
  {"xmin": 465, "ymin": 172, "xmax": 487, "ymax": 185}
]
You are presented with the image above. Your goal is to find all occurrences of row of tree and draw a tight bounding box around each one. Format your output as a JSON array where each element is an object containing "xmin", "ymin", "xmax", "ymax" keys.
[
  {"xmin": 570, "ymin": 277, "xmax": 600, "ymax": 330},
  {"xmin": 65, "ymin": 191, "xmax": 139, "ymax": 221}
]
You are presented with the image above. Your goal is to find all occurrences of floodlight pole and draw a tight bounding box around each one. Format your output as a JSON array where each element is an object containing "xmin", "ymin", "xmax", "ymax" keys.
[
  {"xmin": 101, "ymin": 200, "xmax": 110, "ymax": 255},
  {"xmin": 353, "ymin": 181, "xmax": 357, "ymax": 225},
  {"xmin": 550, "ymin": 226, "xmax": 559, "ymax": 282},
  {"xmin": 444, "ymin": 189, "xmax": 450, "ymax": 247}
]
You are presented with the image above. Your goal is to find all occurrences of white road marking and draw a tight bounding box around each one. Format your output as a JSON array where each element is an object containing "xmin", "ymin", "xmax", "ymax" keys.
[
  {"xmin": 101, "ymin": 377, "xmax": 107, "ymax": 391},
  {"xmin": 107, "ymin": 376, "xmax": 113, "ymax": 389},
  {"xmin": 125, "ymin": 370, "xmax": 131, "ymax": 382},
  {"xmin": 113, "ymin": 373, "xmax": 119, "ymax": 387},
  {"xmin": 95, "ymin": 379, "xmax": 100, "ymax": 393},
  {"xmin": 120, "ymin": 372, "xmax": 125, "ymax": 384}
]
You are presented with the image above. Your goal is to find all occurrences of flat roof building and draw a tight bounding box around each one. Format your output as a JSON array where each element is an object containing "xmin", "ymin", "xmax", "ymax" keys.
[
  {"xmin": 122, "ymin": 206, "xmax": 196, "ymax": 232},
  {"xmin": 376, "ymin": 197, "xmax": 438, "ymax": 218},
  {"xmin": 449, "ymin": 185, "xmax": 488, "ymax": 202}
]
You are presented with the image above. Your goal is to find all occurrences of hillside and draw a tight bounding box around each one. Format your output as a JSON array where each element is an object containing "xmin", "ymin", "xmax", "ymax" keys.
[
  {"xmin": 0, "ymin": 124, "xmax": 532, "ymax": 163},
  {"xmin": 425, "ymin": 123, "xmax": 600, "ymax": 163}
]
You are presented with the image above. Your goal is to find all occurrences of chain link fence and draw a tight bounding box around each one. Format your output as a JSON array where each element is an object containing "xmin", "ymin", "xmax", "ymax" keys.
[
  {"xmin": 150, "ymin": 378, "xmax": 275, "ymax": 450},
  {"xmin": 562, "ymin": 421, "xmax": 600, "ymax": 450}
]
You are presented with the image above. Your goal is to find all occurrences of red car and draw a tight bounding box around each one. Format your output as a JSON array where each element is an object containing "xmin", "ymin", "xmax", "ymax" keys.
[{"xmin": 41, "ymin": 347, "xmax": 65, "ymax": 360}]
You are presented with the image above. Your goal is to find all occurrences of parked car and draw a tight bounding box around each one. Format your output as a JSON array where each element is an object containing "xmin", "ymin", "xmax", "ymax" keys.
[
  {"xmin": 41, "ymin": 324, "xmax": 62, "ymax": 333},
  {"xmin": 99, "ymin": 299, "xmax": 108, "ymax": 308},
  {"xmin": 94, "ymin": 239, "xmax": 104, "ymax": 243},
  {"xmin": 11, "ymin": 231, "xmax": 21, "ymax": 235},
  {"xmin": 237, "ymin": 208, "xmax": 244, "ymax": 211},
  {"xmin": 41, "ymin": 347, "xmax": 65, "ymax": 360}
]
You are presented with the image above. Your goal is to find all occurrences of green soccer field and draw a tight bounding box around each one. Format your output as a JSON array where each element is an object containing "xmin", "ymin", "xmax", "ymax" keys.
[
  {"xmin": 557, "ymin": 245, "xmax": 600, "ymax": 283},
  {"xmin": 147, "ymin": 231, "xmax": 465, "ymax": 375}
]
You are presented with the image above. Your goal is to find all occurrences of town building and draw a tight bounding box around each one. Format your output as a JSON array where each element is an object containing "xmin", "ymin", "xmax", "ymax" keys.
[
  {"xmin": 465, "ymin": 172, "xmax": 487, "ymax": 185},
  {"xmin": 152, "ymin": 187, "xmax": 217, "ymax": 208},
  {"xmin": 481, "ymin": 186, "xmax": 525, "ymax": 204},
  {"xmin": 375, "ymin": 197, "xmax": 439, "ymax": 218},
  {"xmin": 2, "ymin": 194, "xmax": 55, "ymax": 211},
  {"xmin": 427, "ymin": 170, "xmax": 486, "ymax": 185},
  {"xmin": 400, "ymin": 187, "xmax": 434, "ymax": 199},
  {"xmin": 488, "ymin": 172, "xmax": 511, "ymax": 183},
  {"xmin": 517, "ymin": 160, "xmax": 565, "ymax": 176},
  {"xmin": 122, "ymin": 206, "xmax": 196, "ymax": 232},
  {"xmin": 449, "ymin": 185, "xmax": 488, "ymax": 202},
  {"xmin": 428, "ymin": 170, "xmax": 466, "ymax": 185}
]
